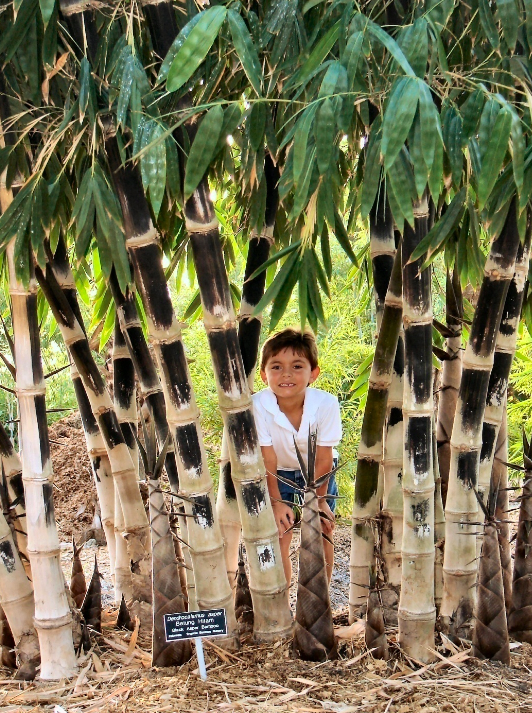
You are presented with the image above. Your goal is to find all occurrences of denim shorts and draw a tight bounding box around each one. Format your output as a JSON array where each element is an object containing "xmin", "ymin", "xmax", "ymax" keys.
[{"xmin": 277, "ymin": 463, "xmax": 339, "ymax": 513}]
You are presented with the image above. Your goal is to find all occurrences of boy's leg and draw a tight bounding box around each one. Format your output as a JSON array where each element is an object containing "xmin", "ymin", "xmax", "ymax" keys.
[{"xmin": 279, "ymin": 529, "xmax": 294, "ymax": 590}]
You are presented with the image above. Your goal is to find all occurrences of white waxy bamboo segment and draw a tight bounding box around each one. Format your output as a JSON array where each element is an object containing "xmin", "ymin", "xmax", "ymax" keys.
[
  {"xmin": 0, "ymin": 509, "xmax": 39, "ymax": 676},
  {"xmin": 381, "ymin": 336, "xmax": 404, "ymax": 588},
  {"xmin": 478, "ymin": 231, "xmax": 531, "ymax": 502},
  {"xmin": 185, "ymin": 189, "xmax": 293, "ymax": 641},
  {"xmin": 433, "ymin": 429, "xmax": 445, "ymax": 613},
  {"xmin": 6, "ymin": 246, "xmax": 77, "ymax": 679},
  {"xmin": 71, "ymin": 366, "xmax": 116, "ymax": 588},
  {"xmin": 441, "ymin": 201, "xmax": 521, "ymax": 636},
  {"xmin": 35, "ymin": 263, "xmax": 151, "ymax": 617},
  {"xmin": 399, "ymin": 197, "xmax": 435, "ymax": 663},
  {"xmin": 0, "ymin": 423, "xmax": 29, "ymax": 569},
  {"xmin": 436, "ymin": 269, "xmax": 463, "ymax": 508},
  {"xmin": 349, "ymin": 247, "xmax": 403, "ymax": 621},
  {"xmin": 106, "ymin": 142, "xmax": 238, "ymax": 646}
]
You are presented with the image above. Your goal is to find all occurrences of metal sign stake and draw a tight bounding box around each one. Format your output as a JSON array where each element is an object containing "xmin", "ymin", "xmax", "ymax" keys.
[{"xmin": 195, "ymin": 637, "xmax": 207, "ymax": 681}]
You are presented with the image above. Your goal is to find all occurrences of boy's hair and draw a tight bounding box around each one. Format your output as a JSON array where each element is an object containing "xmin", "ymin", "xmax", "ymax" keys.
[{"xmin": 260, "ymin": 328, "xmax": 319, "ymax": 371}]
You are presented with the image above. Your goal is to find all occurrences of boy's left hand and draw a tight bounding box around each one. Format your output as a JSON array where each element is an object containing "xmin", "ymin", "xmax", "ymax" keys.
[{"xmin": 318, "ymin": 500, "xmax": 335, "ymax": 535}]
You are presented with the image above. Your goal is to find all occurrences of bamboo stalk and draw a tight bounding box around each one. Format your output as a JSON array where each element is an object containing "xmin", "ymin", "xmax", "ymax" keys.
[
  {"xmin": 349, "ymin": 246, "xmax": 403, "ymax": 620},
  {"xmin": 106, "ymin": 138, "xmax": 238, "ymax": 644},
  {"xmin": 492, "ymin": 410, "xmax": 511, "ymax": 613},
  {"xmin": 217, "ymin": 154, "xmax": 279, "ymax": 589},
  {"xmin": 398, "ymin": 196, "xmax": 435, "ymax": 663},
  {"xmin": 433, "ymin": 427, "xmax": 445, "ymax": 613},
  {"xmin": 441, "ymin": 200, "xmax": 521, "ymax": 637},
  {"xmin": 0, "ymin": 422, "xmax": 28, "ymax": 566},
  {"xmin": 436, "ymin": 268, "xmax": 463, "ymax": 508},
  {"xmin": 35, "ymin": 262, "xmax": 151, "ymax": 618},
  {"xmin": 370, "ymin": 194, "xmax": 395, "ymax": 330}
]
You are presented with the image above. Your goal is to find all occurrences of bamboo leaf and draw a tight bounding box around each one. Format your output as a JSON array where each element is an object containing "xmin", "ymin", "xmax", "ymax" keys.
[
  {"xmin": 525, "ymin": 0, "xmax": 532, "ymax": 48},
  {"xmin": 478, "ymin": 106, "xmax": 512, "ymax": 210},
  {"xmin": 410, "ymin": 116, "xmax": 428, "ymax": 197},
  {"xmin": 0, "ymin": 0, "xmax": 39, "ymax": 61},
  {"xmin": 367, "ymin": 21, "xmax": 416, "ymax": 76},
  {"xmin": 461, "ymin": 89, "xmax": 485, "ymax": 145},
  {"xmin": 248, "ymin": 240, "xmax": 302, "ymax": 281},
  {"xmin": 269, "ymin": 258, "xmax": 300, "ymax": 331},
  {"xmin": 167, "ymin": 6, "xmax": 228, "ymax": 92},
  {"xmin": 293, "ymin": 106, "xmax": 317, "ymax": 187},
  {"xmin": 381, "ymin": 76, "xmax": 419, "ymax": 171},
  {"xmin": 333, "ymin": 209, "xmax": 357, "ymax": 264},
  {"xmin": 228, "ymin": 9, "xmax": 262, "ymax": 97},
  {"xmin": 360, "ymin": 126, "xmax": 382, "ymax": 219},
  {"xmin": 511, "ymin": 110, "xmax": 525, "ymax": 198},
  {"xmin": 409, "ymin": 187, "xmax": 466, "ymax": 264},
  {"xmin": 79, "ymin": 57, "xmax": 91, "ymax": 122},
  {"xmin": 418, "ymin": 83, "xmax": 441, "ymax": 172},
  {"xmin": 99, "ymin": 303, "xmax": 116, "ymax": 352},
  {"xmin": 157, "ymin": 13, "xmax": 203, "ymax": 84},
  {"xmin": 39, "ymin": 0, "xmax": 54, "ymax": 28},
  {"xmin": 183, "ymin": 289, "xmax": 202, "ymax": 321},
  {"xmin": 293, "ymin": 22, "xmax": 340, "ymax": 88},
  {"xmin": 397, "ymin": 18, "xmax": 428, "ymax": 78},
  {"xmin": 344, "ymin": 31, "xmax": 364, "ymax": 88},
  {"xmin": 316, "ymin": 98, "xmax": 335, "ymax": 175},
  {"xmin": 145, "ymin": 123, "xmax": 167, "ymax": 217},
  {"xmin": 253, "ymin": 249, "xmax": 300, "ymax": 316},
  {"xmin": 184, "ymin": 104, "xmax": 224, "ymax": 200},
  {"xmin": 497, "ymin": 0, "xmax": 518, "ymax": 51},
  {"xmin": 249, "ymin": 102, "xmax": 266, "ymax": 152},
  {"xmin": 117, "ymin": 52, "xmax": 134, "ymax": 128},
  {"xmin": 387, "ymin": 152, "xmax": 415, "ymax": 227},
  {"xmin": 479, "ymin": 0, "xmax": 500, "ymax": 48}
]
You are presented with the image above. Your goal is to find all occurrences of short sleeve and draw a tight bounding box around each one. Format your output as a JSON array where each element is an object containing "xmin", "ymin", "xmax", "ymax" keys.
[
  {"xmin": 316, "ymin": 396, "xmax": 342, "ymax": 446},
  {"xmin": 252, "ymin": 396, "xmax": 273, "ymax": 447}
]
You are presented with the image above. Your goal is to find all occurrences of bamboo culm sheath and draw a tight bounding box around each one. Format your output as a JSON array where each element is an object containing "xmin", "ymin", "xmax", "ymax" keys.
[{"xmin": 398, "ymin": 196, "xmax": 435, "ymax": 663}]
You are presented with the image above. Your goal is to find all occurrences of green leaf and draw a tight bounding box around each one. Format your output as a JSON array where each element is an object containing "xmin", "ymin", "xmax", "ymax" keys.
[
  {"xmin": 247, "ymin": 240, "xmax": 302, "ymax": 281},
  {"xmin": 428, "ymin": 135, "xmax": 444, "ymax": 202},
  {"xmin": 381, "ymin": 76, "xmax": 419, "ymax": 171},
  {"xmin": 497, "ymin": 0, "xmax": 518, "ymax": 51},
  {"xmin": 478, "ymin": 99, "xmax": 501, "ymax": 164},
  {"xmin": 344, "ymin": 31, "xmax": 364, "ymax": 88},
  {"xmin": 525, "ymin": 0, "xmax": 532, "ymax": 48},
  {"xmin": 360, "ymin": 123, "xmax": 382, "ymax": 220},
  {"xmin": 442, "ymin": 106, "xmax": 463, "ymax": 187},
  {"xmin": 478, "ymin": 106, "xmax": 512, "ymax": 210},
  {"xmin": 254, "ymin": 249, "xmax": 300, "ymax": 316},
  {"xmin": 0, "ymin": 0, "xmax": 39, "ymax": 61},
  {"xmin": 333, "ymin": 209, "xmax": 357, "ymax": 264},
  {"xmin": 461, "ymin": 89, "xmax": 485, "ymax": 145},
  {"xmin": 418, "ymin": 83, "xmax": 441, "ymax": 172},
  {"xmin": 294, "ymin": 22, "xmax": 340, "ymax": 88},
  {"xmin": 167, "ymin": 6, "xmax": 228, "ymax": 92},
  {"xmin": 99, "ymin": 303, "xmax": 116, "ymax": 352},
  {"xmin": 387, "ymin": 152, "xmax": 415, "ymax": 227},
  {"xmin": 79, "ymin": 57, "xmax": 91, "ymax": 122},
  {"xmin": 479, "ymin": 0, "xmax": 500, "ymax": 48},
  {"xmin": 249, "ymin": 102, "xmax": 266, "ymax": 152},
  {"xmin": 145, "ymin": 123, "xmax": 167, "ymax": 217},
  {"xmin": 269, "ymin": 258, "xmax": 300, "ymax": 331},
  {"xmin": 39, "ymin": 0, "xmax": 55, "ymax": 27},
  {"xmin": 397, "ymin": 18, "xmax": 428, "ymax": 78},
  {"xmin": 511, "ymin": 110, "xmax": 525, "ymax": 198},
  {"xmin": 409, "ymin": 187, "xmax": 467, "ymax": 264},
  {"xmin": 410, "ymin": 116, "xmax": 428, "ymax": 197},
  {"xmin": 117, "ymin": 51, "xmax": 134, "ymax": 128},
  {"xmin": 367, "ymin": 20, "xmax": 416, "ymax": 76},
  {"xmin": 293, "ymin": 105, "xmax": 317, "ymax": 186},
  {"xmin": 228, "ymin": 9, "xmax": 262, "ymax": 97},
  {"xmin": 157, "ymin": 13, "xmax": 203, "ymax": 84},
  {"xmin": 184, "ymin": 104, "xmax": 224, "ymax": 200},
  {"xmin": 183, "ymin": 289, "xmax": 202, "ymax": 321},
  {"xmin": 316, "ymin": 98, "xmax": 335, "ymax": 175}
]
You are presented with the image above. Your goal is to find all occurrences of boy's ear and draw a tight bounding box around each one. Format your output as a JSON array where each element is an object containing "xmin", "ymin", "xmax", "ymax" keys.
[
  {"xmin": 308, "ymin": 366, "xmax": 320, "ymax": 384},
  {"xmin": 260, "ymin": 369, "xmax": 268, "ymax": 384}
]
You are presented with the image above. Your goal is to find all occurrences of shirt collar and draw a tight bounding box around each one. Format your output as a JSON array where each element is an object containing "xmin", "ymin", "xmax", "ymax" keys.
[{"xmin": 261, "ymin": 387, "xmax": 320, "ymax": 432}]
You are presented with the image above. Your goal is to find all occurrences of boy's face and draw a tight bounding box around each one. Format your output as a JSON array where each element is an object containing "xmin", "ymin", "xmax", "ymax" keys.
[{"xmin": 260, "ymin": 348, "xmax": 320, "ymax": 401}]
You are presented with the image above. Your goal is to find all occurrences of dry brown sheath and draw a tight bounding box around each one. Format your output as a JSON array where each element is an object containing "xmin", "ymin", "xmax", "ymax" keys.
[
  {"xmin": 235, "ymin": 545, "xmax": 254, "ymax": 631},
  {"xmin": 116, "ymin": 594, "xmax": 134, "ymax": 631},
  {"xmin": 508, "ymin": 471, "xmax": 532, "ymax": 642},
  {"xmin": 0, "ymin": 606, "xmax": 15, "ymax": 669},
  {"xmin": 81, "ymin": 556, "xmax": 102, "ymax": 634},
  {"xmin": 472, "ymin": 521, "xmax": 510, "ymax": 664},
  {"xmin": 169, "ymin": 502, "xmax": 188, "ymax": 607},
  {"xmin": 70, "ymin": 537, "xmax": 87, "ymax": 609},
  {"xmin": 365, "ymin": 571, "xmax": 388, "ymax": 660}
]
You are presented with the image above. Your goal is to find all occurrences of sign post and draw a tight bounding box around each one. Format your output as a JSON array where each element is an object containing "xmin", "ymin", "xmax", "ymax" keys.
[{"xmin": 164, "ymin": 608, "xmax": 228, "ymax": 681}]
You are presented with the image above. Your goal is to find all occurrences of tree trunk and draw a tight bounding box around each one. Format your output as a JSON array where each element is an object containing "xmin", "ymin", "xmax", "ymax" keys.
[
  {"xmin": 436, "ymin": 268, "xmax": 463, "ymax": 507},
  {"xmin": 106, "ymin": 140, "xmax": 239, "ymax": 644},
  {"xmin": 398, "ymin": 196, "xmax": 435, "ymax": 663},
  {"xmin": 35, "ymin": 261, "xmax": 151, "ymax": 621},
  {"xmin": 441, "ymin": 200, "xmax": 521, "ymax": 637},
  {"xmin": 217, "ymin": 154, "xmax": 279, "ymax": 588},
  {"xmin": 349, "ymin": 246, "xmax": 402, "ymax": 620}
]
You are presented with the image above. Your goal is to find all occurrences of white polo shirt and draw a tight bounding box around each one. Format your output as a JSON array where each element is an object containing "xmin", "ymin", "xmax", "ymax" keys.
[{"xmin": 252, "ymin": 387, "xmax": 342, "ymax": 470}]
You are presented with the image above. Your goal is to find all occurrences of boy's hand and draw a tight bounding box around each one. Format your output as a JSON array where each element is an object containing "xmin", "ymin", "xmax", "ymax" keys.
[
  {"xmin": 272, "ymin": 500, "xmax": 294, "ymax": 538},
  {"xmin": 318, "ymin": 499, "xmax": 335, "ymax": 536}
]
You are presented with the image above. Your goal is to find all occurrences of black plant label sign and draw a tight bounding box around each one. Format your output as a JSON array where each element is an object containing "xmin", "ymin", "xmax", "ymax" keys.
[{"xmin": 164, "ymin": 608, "xmax": 227, "ymax": 642}]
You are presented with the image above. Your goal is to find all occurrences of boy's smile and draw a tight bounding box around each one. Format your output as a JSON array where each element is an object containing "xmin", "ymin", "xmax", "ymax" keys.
[{"xmin": 260, "ymin": 348, "xmax": 320, "ymax": 405}]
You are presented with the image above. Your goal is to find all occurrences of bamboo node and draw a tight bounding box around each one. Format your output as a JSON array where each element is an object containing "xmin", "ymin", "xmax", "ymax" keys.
[
  {"xmin": 185, "ymin": 218, "xmax": 219, "ymax": 234},
  {"xmin": 34, "ymin": 612, "xmax": 73, "ymax": 630},
  {"xmin": 126, "ymin": 227, "xmax": 159, "ymax": 249}
]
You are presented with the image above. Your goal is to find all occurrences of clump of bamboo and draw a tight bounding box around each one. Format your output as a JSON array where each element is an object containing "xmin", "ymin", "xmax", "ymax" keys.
[
  {"xmin": 235, "ymin": 545, "xmax": 254, "ymax": 631},
  {"xmin": 81, "ymin": 556, "xmax": 102, "ymax": 634},
  {"xmin": 349, "ymin": 245, "xmax": 403, "ymax": 618},
  {"xmin": 137, "ymin": 420, "xmax": 193, "ymax": 667},
  {"xmin": 508, "ymin": 432, "xmax": 532, "ymax": 642},
  {"xmin": 365, "ymin": 566, "xmax": 388, "ymax": 660},
  {"xmin": 472, "ymin": 491, "xmax": 510, "ymax": 664},
  {"xmin": 294, "ymin": 434, "xmax": 337, "ymax": 662},
  {"xmin": 70, "ymin": 538, "xmax": 87, "ymax": 609},
  {"xmin": 442, "ymin": 200, "xmax": 521, "ymax": 638}
]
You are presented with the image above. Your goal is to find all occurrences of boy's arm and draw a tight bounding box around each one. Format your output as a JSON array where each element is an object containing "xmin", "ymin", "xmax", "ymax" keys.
[
  {"xmin": 261, "ymin": 445, "xmax": 294, "ymax": 538},
  {"xmin": 315, "ymin": 445, "xmax": 335, "ymax": 534}
]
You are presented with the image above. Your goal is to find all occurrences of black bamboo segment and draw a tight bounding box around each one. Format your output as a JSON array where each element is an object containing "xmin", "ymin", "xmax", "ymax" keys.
[
  {"xmin": 479, "ymin": 222, "xmax": 531, "ymax": 503},
  {"xmin": 472, "ymin": 517, "xmax": 510, "ymax": 664},
  {"xmin": 365, "ymin": 567, "xmax": 388, "ymax": 660},
  {"xmin": 0, "ymin": 421, "xmax": 27, "ymax": 563},
  {"xmin": 36, "ymin": 257, "xmax": 151, "ymax": 613},
  {"xmin": 398, "ymin": 196, "xmax": 435, "ymax": 663},
  {"xmin": 70, "ymin": 538, "xmax": 87, "ymax": 609},
  {"xmin": 508, "ymin": 434, "xmax": 532, "ymax": 642},
  {"xmin": 492, "ymin": 410, "xmax": 512, "ymax": 613},
  {"xmin": 436, "ymin": 268, "xmax": 463, "ymax": 508},
  {"xmin": 294, "ymin": 436, "xmax": 337, "ymax": 662},
  {"xmin": 116, "ymin": 594, "xmax": 134, "ymax": 631},
  {"xmin": 105, "ymin": 137, "xmax": 238, "ymax": 646},
  {"xmin": 442, "ymin": 200, "xmax": 522, "ymax": 637},
  {"xmin": 1, "ymin": 81, "xmax": 76, "ymax": 679},
  {"xmin": 350, "ymin": 246, "xmax": 402, "ymax": 617},
  {"xmin": 81, "ymin": 556, "xmax": 102, "ymax": 633},
  {"xmin": 370, "ymin": 191, "xmax": 395, "ymax": 330},
  {"xmin": 235, "ymin": 544, "xmax": 254, "ymax": 632}
]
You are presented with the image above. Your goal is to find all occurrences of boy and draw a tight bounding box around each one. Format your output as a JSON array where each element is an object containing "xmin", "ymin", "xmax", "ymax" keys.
[{"xmin": 252, "ymin": 328, "xmax": 342, "ymax": 589}]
